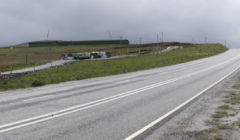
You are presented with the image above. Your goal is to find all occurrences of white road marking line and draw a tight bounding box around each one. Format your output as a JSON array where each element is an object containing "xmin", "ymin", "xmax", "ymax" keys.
[
  {"xmin": 21, "ymin": 95, "xmax": 53, "ymax": 102},
  {"xmin": 0, "ymin": 50, "xmax": 239, "ymax": 134},
  {"xmin": 174, "ymin": 63, "xmax": 203, "ymax": 69},
  {"xmin": 116, "ymin": 80, "xmax": 130, "ymax": 83},
  {"xmin": 124, "ymin": 51, "xmax": 240, "ymax": 140}
]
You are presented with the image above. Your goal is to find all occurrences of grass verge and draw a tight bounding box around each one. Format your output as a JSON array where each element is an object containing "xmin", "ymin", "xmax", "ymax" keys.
[{"xmin": 0, "ymin": 44, "xmax": 227, "ymax": 91}]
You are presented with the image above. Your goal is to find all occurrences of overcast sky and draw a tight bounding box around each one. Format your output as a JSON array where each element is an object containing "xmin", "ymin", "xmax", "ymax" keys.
[{"xmin": 0, "ymin": 0, "xmax": 239, "ymax": 48}]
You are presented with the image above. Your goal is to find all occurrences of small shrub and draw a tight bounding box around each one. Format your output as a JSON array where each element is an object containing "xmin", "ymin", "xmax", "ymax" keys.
[
  {"xmin": 233, "ymin": 84, "xmax": 240, "ymax": 89},
  {"xmin": 223, "ymin": 99, "xmax": 230, "ymax": 103},
  {"xmin": 224, "ymin": 95, "xmax": 230, "ymax": 98},
  {"xmin": 212, "ymin": 114, "xmax": 226, "ymax": 118},
  {"xmin": 231, "ymin": 92, "xmax": 237, "ymax": 96},
  {"xmin": 217, "ymin": 124, "xmax": 231, "ymax": 129},
  {"xmin": 214, "ymin": 134, "xmax": 223, "ymax": 140},
  {"xmin": 31, "ymin": 79, "xmax": 44, "ymax": 87},
  {"xmin": 218, "ymin": 104, "xmax": 229, "ymax": 109},
  {"xmin": 215, "ymin": 111, "xmax": 227, "ymax": 114},
  {"xmin": 205, "ymin": 120, "xmax": 220, "ymax": 126},
  {"xmin": 204, "ymin": 127, "xmax": 218, "ymax": 133}
]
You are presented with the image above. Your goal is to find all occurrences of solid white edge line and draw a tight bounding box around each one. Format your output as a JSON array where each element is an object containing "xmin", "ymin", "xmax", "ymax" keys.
[{"xmin": 124, "ymin": 54, "xmax": 240, "ymax": 140}]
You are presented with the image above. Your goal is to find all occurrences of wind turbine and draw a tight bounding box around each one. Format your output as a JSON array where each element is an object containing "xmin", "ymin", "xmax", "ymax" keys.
[
  {"xmin": 108, "ymin": 30, "xmax": 112, "ymax": 40},
  {"xmin": 46, "ymin": 29, "xmax": 49, "ymax": 40}
]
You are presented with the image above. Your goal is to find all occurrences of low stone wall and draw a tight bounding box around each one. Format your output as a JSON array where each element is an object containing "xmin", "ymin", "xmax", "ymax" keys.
[
  {"xmin": 0, "ymin": 71, "xmax": 37, "ymax": 79},
  {"xmin": 0, "ymin": 61, "xmax": 76, "ymax": 79}
]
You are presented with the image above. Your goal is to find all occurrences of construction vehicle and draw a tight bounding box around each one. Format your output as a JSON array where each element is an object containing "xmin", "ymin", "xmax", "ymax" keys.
[{"xmin": 61, "ymin": 52, "xmax": 111, "ymax": 60}]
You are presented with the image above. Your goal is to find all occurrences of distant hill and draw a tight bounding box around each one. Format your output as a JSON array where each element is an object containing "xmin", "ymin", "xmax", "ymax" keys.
[{"xmin": 1, "ymin": 40, "xmax": 64, "ymax": 48}]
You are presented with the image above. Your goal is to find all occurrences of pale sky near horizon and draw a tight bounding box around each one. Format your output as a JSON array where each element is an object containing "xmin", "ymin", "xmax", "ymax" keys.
[{"xmin": 0, "ymin": 0, "xmax": 239, "ymax": 48}]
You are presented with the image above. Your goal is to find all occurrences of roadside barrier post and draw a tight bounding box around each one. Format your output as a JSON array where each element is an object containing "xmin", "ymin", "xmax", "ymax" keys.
[{"xmin": 0, "ymin": 70, "xmax": 1, "ymax": 79}]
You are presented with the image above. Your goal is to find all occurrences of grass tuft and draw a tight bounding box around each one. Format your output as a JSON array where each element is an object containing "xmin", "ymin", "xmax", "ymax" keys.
[
  {"xmin": 229, "ymin": 113, "xmax": 236, "ymax": 116},
  {"xmin": 231, "ymin": 92, "xmax": 237, "ymax": 96},
  {"xmin": 204, "ymin": 127, "xmax": 219, "ymax": 133},
  {"xmin": 214, "ymin": 134, "xmax": 223, "ymax": 140},
  {"xmin": 218, "ymin": 105, "xmax": 229, "ymax": 109},
  {"xmin": 232, "ymin": 84, "xmax": 240, "ymax": 89},
  {"xmin": 217, "ymin": 124, "xmax": 231, "ymax": 129}
]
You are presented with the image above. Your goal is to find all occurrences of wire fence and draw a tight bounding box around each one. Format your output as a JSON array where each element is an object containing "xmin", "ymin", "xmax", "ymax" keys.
[
  {"xmin": 0, "ymin": 43, "xmax": 228, "ymax": 91},
  {"xmin": 0, "ymin": 42, "xmax": 192, "ymax": 71}
]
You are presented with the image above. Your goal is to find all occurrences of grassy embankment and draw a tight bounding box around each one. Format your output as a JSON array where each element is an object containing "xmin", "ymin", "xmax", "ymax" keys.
[
  {"xmin": 0, "ymin": 44, "xmax": 227, "ymax": 91},
  {"xmin": 0, "ymin": 43, "xmax": 168, "ymax": 72}
]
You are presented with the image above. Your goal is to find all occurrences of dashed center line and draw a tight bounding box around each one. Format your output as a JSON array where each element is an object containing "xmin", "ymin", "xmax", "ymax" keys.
[{"xmin": 116, "ymin": 80, "xmax": 130, "ymax": 83}]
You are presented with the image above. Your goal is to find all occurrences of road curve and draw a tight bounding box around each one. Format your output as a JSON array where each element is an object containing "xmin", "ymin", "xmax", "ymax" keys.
[{"xmin": 0, "ymin": 49, "xmax": 239, "ymax": 140}]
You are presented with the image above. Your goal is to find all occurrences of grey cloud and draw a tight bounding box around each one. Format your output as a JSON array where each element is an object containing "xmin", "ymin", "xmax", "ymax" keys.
[{"xmin": 0, "ymin": 0, "xmax": 239, "ymax": 48}]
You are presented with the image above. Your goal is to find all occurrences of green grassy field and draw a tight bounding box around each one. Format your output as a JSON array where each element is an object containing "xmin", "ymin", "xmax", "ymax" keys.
[
  {"xmin": 0, "ymin": 42, "xmax": 181, "ymax": 72},
  {"xmin": 0, "ymin": 44, "xmax": 227, "ymax": 91}
]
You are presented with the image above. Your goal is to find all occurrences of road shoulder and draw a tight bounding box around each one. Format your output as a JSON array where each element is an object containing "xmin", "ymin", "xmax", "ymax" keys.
[{"xmin": 145, "ymin": 69, "xmax": 240, "ymax": 140}]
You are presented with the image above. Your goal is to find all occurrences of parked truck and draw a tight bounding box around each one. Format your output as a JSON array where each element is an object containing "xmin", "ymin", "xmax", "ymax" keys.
[{"xmin": 61, "ymin": 52, "xmax": 111, "ymax": 60}]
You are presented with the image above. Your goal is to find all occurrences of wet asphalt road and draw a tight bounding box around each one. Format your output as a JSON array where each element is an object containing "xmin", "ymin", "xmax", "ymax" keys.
[{"xmin": 0, "ymin": 49, "xmax": 239, "ymax": 140}]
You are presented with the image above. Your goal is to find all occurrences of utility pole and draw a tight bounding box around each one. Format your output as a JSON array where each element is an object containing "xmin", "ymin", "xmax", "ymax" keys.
[
  {"xmin": 120, "ymin": 36, "xmax": 123, "ymax": 54},
  {"xmin": 72, "ymin": 41, "xmax": 73, "ymax": 53},
  {"xmin": 26, "ymin": 47, "xmax": 28, "ymax": 64},
  {"xmin": 192, "ymin": 38, "xmax": 194, "ymax": 44},
  {"xmin": 49, "ymin": 48, "xmax": 51, "ymax": 61},
  {"xmin": 50, "ymin": 48, "xmax": 52, "ymax": 67},
  {"xmin": 139, "ymin": 38, "xmax": 141, "ymax": 44},
  {"xmin": 225, "ymin": 41, "xmax": 226, "ymax": 47},
  {"xmin": 157, "ymin": 34, "xmax": 158, "ymax": 54},
  {"xmin": 205, "ymin": 37, "xmax": 207, "ymax": 44},
  {"xmin": 136, "ymin": 42, "xmax": 138, "ymax": 53},
  {"xmin": 160, "ymin": 38, "xmax": 162, "ymax": 53},
  {"xmin": 161, "ymin": 32, "xmax": 164, "ymax": 43}
]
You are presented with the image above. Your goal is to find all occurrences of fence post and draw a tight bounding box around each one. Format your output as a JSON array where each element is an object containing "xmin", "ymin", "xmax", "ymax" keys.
[
  {"xmin": 26, "ymin": 47, "xmax": 28, "ymax": 64},
  {"xmin": 0, "ymin": 70, "xmax": 1, "ymax": 79},
  {"xmin": 49, "ymin": 48, "xmax": 51, "ymax": 61},
  {"xmin": 11, "ymin": 66, "xmax": 12, "ymax": 74}
]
